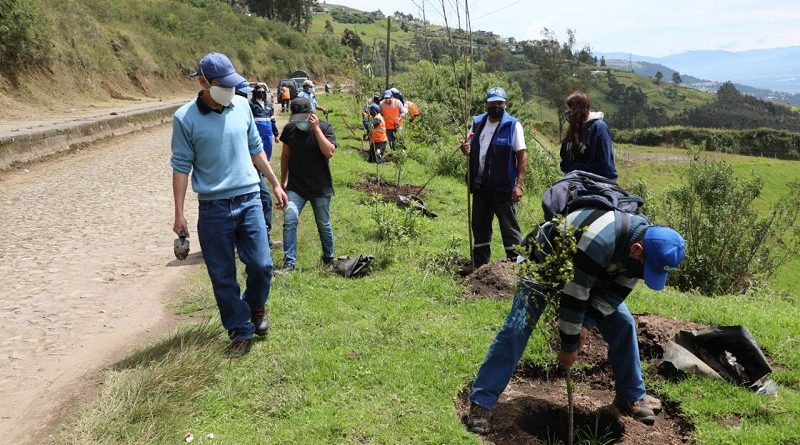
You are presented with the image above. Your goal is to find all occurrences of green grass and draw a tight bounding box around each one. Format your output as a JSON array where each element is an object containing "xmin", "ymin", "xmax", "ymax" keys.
[{"xmin": 53, "ymin": 93, "xmax": 800, "ymax": 444}]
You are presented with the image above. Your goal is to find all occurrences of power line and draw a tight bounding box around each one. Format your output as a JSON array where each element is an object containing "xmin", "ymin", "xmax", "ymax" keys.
[{"xmin": 470, "ymin": 0, "xmax": 525, "ymax": 22}]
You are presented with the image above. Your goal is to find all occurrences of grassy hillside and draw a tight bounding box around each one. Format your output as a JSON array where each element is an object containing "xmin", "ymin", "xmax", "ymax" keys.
[
  {"xmin": 588, "ymin": 69, "xmax": 713, "ymax": 118},
  {"xmin": 1, "ymin": 0, "xmax": 355, "ymax": 112},
  {"xmin": 309, "ymin": 10, "xmax": 419, "ymax": 47},
  {"xmin": 53, "ymin": 93, "xmax": 800, "ymax": 445}
]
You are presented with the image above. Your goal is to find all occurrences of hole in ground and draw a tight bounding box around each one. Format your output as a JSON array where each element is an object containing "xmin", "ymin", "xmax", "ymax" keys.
[{"xmin": 517, "ymin": 398, "xmax": 623, "ymax": 444}]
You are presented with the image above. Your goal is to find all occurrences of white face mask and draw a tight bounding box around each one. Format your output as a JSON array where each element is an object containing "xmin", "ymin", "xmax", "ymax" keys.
[{"xmin": 209, "ymin": 86, "xmax": 236, "ymax": 107}]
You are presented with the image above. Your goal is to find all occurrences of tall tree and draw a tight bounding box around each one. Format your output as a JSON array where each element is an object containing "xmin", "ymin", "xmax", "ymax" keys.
[
  {"xmin": 655, "ymin": 71, "xmax": 663, "ymax": 84},
  {"xmin": 672, "ymin": 71, "xmax": 682, "ymax": 85}
]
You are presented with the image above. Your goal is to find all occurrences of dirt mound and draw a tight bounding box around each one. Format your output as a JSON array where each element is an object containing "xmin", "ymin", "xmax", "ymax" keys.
[
  {"xmin": 461, "ymin": 261, "xmax": 518, "ymax": 300},
  {"xmin": 457, "ymin": 314, "xmax": 707, "ymax": 444},
  {"xmin": 353, "ymin": 177, "xmax": 427, "ymax": 203},
  {"xmin": 636, "ymin": 314, "xmax": 706, "ymax": 360}
]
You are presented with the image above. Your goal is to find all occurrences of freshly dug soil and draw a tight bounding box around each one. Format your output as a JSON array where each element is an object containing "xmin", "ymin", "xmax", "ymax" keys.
[
  {"xmin": 353, "ymin": 176, "xmax": 427, "ymax": 203},
  {"xmin": 457, "ymin": 313, "xmax": 707, "ymax": 444},
  {"xmin": 461, "ymin": 261, "xmax": 518, "ymax": 300}
]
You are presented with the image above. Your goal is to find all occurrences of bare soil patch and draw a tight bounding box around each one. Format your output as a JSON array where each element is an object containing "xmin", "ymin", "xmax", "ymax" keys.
[
  {"xmin": 457, "ymin": 313, "xmax": 707, "ymax": 444},
  {"xmin": 461, "ymin": 261, "xmax": 518, "ymax": 300},
  {"xmin": 353, "ymin": 176, "xmax": 428, "ymax": 203}
]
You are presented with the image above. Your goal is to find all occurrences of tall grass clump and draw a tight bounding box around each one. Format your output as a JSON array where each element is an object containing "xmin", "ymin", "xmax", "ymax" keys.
[{"xmin": 52, "ymin": 323, "xmax": 225, "ymax": 445}]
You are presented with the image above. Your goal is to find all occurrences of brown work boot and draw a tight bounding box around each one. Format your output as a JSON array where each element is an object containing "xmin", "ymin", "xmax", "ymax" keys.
[
  {"xmin": 229, "ymin": 338, "xmax": 252, "ymax": 358},
  {"xmin": 614, "ymin": 397, "xmax": 656, "ymax": 425},
  {"xmin": 466, "ymin": 403, "xmax": 492, "ymax": 434},
  {"xmin": 251, "ymin": 308, "xmax": 269, "ymax": 337}
]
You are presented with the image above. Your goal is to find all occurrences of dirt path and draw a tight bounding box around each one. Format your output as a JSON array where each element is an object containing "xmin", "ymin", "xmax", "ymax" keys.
[
  {"xmin": 0, "ymin": 123, "xmax": 203, "ymax": 444},
  {"xmin": 0, "ymin": 97, "xmax": 188, "ymax": 140}
]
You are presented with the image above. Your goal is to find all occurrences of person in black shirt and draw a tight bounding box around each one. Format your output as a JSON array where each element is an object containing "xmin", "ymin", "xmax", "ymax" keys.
[{"xmin": 276, "ymin": 97, "xmax": 337, "ymax": 273}]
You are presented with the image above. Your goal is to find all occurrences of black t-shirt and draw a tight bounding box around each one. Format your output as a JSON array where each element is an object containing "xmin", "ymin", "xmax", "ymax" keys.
[{"xmin": 280, "ymin": 121, "xmax": 337, "ymax": 197}]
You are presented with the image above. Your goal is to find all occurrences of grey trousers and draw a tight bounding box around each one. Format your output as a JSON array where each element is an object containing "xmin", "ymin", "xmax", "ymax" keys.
[{"xmin": 471, "ymin": 191, "xmax": 522, "ymax": 267}]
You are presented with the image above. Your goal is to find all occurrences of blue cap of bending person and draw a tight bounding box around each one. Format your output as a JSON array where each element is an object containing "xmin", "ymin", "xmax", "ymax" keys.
[{"xmin": 642, "ymin": 226, "xmax": 686, "ymax": 290}]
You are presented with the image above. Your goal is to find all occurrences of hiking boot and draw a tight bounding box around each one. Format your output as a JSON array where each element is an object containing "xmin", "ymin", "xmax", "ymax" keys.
[
  {"xmin": 614, "ymin": 397, "xmax": 656, "ymax": 425},
  {"xmin": 274, "ymin": 264, "xmax": 295, "ymax": 275},
  {"xmin": 229, "ymin": 338, "xmax": 252, "ymax": 358},
  {"xmin": 466, "ymin": 403, "xmax": 492, "ymax": 435},
  {"xmin": 251, "ymin": 308, "xmax": 269, "ymax": 337}
]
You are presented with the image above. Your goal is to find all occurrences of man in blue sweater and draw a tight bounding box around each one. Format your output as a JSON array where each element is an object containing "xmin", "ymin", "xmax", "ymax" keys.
[
  {"xmin": 171, "ymin": 52, "xmax": 288, "ymax": 357},
  {"xmin": 467, "ymin": 209, "xmax": 685, "ymax": 433}
]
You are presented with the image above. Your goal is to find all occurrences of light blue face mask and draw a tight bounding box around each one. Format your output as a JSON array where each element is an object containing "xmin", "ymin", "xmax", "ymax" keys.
[{"xmin": 296, "ymin": 120, "xmax": 310, "ymax": 131}]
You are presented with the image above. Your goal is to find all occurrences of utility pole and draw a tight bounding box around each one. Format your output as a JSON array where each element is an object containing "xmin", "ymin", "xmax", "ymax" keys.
[{"xmin": 385, "ymin": 17, "xmax": 392, "ymax": 89}]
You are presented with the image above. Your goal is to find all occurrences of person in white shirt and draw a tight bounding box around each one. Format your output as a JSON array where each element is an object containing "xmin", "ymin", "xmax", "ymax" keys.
[{"xmin": 460, "ymin": 87, "xmax": 527, "ymax": 269}]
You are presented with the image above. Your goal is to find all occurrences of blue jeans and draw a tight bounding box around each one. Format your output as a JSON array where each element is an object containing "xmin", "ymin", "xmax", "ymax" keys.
[
  {"xmin": 282, "ymin": 190, "xmax": 334, "ymax": 267},
  {"xmin": 197, "ymin": 192, "xmax": 273, "ymax": 340},
  {"xmin": 387, "ymin": 129, "xmax": 397, "ymax": 149},
  {"xmin": 469, "ymin": 281, "xmax": 646, "ymax": 409}
]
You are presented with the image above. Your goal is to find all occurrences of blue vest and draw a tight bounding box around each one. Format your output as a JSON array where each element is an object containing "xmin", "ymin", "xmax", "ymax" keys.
[{"xmin": 469, "ymin": 112, "xmax": 518, "ymax": 194}]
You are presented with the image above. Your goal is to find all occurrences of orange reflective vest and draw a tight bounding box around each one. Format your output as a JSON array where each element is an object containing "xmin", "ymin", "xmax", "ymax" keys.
[
  {"xmin": 281, "ymin": 86, "xmax": 290, "ymax": 100},
  {"xmin": 370, "ymin": 114, "xmax": 388, "ymax": 143},
  {"xmin": 407, "ymin": 101, "xmax": 421, "ymax": 117},
  {"xmin": 380, "ymin": 98, "xmax": 403, "ymax": 130}
]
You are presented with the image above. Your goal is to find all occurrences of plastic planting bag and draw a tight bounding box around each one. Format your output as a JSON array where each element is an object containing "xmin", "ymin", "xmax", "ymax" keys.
[{"xmin": 660, "ymin": 326, "xmax": 774, "ymax": 393}]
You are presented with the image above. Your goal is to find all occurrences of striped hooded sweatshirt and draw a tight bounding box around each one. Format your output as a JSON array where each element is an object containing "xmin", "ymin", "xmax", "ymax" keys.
[{"xmin": 534, "ymin": 208, "xmax": 650, "ymax": 352}]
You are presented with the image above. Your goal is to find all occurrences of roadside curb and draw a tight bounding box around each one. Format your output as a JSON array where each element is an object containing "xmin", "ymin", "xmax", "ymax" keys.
[{"xmin": 0, "ymin": 102, "xmax": 182, "ymax": 171}]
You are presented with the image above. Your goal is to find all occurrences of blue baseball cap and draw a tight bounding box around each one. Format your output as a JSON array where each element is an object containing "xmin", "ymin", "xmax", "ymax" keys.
[
  {"xmin": 486, "ymin": 86, "xmax": 507, "ymax": 102},
  {"xmin": 383, "ymin": 89, "xmax": 393, "ymax": 98},
  {"xmin": 369, "ymin": 103, "xmax": 380, "ymax": 113},
  {"xmin": 235, "ymin": 80, "xmax": 253, "ymax": 94},
  {"xmin": 190, "ymin": 52, "xmax": 246, "ymax": 88},
  {"xmin": 642, "ymin": 226, "xmax": 686, "ymax": 290}
]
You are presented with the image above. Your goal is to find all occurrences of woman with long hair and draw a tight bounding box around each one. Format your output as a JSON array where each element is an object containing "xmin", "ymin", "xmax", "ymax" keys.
[{"xmin": 560, "ymin": 91, "xmax": 618, "ymax": 180}]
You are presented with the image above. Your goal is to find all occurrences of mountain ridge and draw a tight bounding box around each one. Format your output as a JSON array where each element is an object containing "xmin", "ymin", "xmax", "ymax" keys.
[{"xmin": 597, "ymin": 46, "xmax": 800, "ymax": 94}]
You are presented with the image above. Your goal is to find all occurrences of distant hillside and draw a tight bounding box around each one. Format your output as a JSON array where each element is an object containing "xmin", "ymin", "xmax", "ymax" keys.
[
  {"xmin": 604, "ymin": 58, "xmax": 800, "ymax": 105},
  {"xmin": 600, "ymin": 46, "xmax": 800, "ymax": 95}
]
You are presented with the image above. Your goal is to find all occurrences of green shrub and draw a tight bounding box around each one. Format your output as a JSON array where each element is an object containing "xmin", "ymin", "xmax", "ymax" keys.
[
  {"xmin": 369, "ymin": 197, "xmax": 421, "ymax": 243},
  {"xmin": 615, "ymin": 126, "xmax": 800, "ymax": 160},
  {"xmin": 0, "ymin": 0, "xmax": 52, "ymax": 73},
  {"xmin": 655, "ymin": 152, "xmax": 800, "ymax": 295}
]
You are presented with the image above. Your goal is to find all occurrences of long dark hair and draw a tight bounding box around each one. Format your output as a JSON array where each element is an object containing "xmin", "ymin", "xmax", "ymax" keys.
[{"xmin": 563, "ymin": 91, "xmax": 591, "ymax": 158}]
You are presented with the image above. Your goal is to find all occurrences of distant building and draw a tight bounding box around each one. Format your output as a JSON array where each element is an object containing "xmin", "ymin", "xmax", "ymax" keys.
[{"xmin": 590, "ymin": 70, "xmax": 608, "ymax": 76}]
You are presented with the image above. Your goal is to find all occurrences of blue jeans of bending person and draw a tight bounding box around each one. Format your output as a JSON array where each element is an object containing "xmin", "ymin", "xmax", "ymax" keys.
[
  {"xmin": 282, "ymin": 190, "xmax": 334, "ymax": 268},
  {"xmin": 197, "ymin": 192, "xmax": 273, "ymax": 341},
  {"xmin": 469, "ymin": 280, "xmax": 646, "ymax": 409}
]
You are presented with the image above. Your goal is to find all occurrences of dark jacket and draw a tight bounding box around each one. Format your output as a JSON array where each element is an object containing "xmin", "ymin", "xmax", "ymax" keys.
[
  {"xmin": 469, "ymin": 112, "xmax": 519, "ymax": 194},
  {"xmin": 560, "ymin": 118, "xmax": 617, "ymax": 180}
]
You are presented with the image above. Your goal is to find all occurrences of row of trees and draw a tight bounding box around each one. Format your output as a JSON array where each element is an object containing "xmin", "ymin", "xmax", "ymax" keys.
[{"xmin": 244, "ymin": 0, "xmax": 314, "ymax": 31}]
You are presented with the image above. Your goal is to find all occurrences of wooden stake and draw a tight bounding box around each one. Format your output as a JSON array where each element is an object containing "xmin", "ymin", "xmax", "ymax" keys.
[{"xmin": 385, "ymin": 17, "xmax": 391, "ymax": 89}]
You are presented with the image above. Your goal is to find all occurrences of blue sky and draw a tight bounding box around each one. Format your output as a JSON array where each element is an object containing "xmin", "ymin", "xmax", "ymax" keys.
[{"xmin": 327, "ymin": 0, "xmax": 800, "ymax": 57}]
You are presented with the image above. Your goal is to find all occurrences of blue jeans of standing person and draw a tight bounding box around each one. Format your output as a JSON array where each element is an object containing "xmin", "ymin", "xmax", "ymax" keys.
[
  {"xmin": 469, "ymin": 280, "xmax": 646, "ymax": 409},
  {"xmin": 282, "ymin": 190, "xmax": 334, "ymax": 268},
  {"xmin": 197, "ymin": 192, "xmax": 273, "ymax": 341},
  {"xmin": 387, "ymin": 129, "xmax": 397, "ymax": 149}
]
